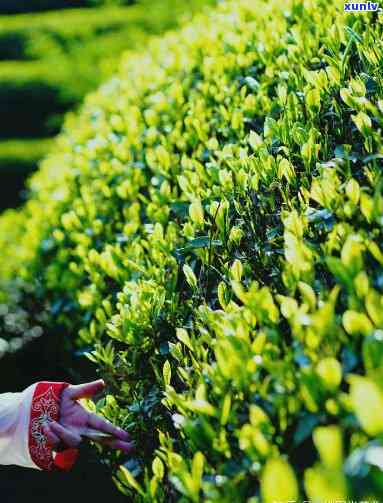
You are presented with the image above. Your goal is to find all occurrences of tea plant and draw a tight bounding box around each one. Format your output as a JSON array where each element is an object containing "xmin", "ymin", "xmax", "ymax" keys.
[{"xmin": 0, "ymin": 0, "xmax": 383, "ymax": 500}]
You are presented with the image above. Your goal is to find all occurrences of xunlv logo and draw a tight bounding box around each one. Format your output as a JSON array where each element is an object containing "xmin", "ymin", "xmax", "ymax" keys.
[{"xmin": 344, "ymin": 2, "xmax": 379, "ymax": 10}]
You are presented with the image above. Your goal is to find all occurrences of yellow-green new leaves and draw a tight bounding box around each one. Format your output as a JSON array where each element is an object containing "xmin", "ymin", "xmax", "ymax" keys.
[
  {"xmin": 152, "ymin": 457, "xmax": 165, "ymax": 480},
  {"xmin": 189, "ymin": 200, "xmax": 204, "ymax": 227},
  {"xmin": 183, "ymin": 264, "xmax": 198, "ymax": 290},
  {"xmin": 304, "ymin": 427, "xmax": 347, "ymax": 502},
  {"xmin": 349, "ymin": 376, "xmax": 383, "ymax": 436},
  {"xmin": 239, "ymin": 423, "xmax": 270, "ymax": 457},
  {"xmin": 343, "ymin": 310, "xmax": 373, "ymax": 336},
  {"xmin": 283, "ymin": 210, "xmax": 313, "ymax": 277},
  {"xmin": 230, "ymin": 260, "xmax": 243, "ymax": 281},
  {"xmin": 191, "ymin": 452, "xmax": 204, "ymax": 495},
  {"xmin": 220, "ymin": 393, "xmax": 231, "ymax": 426},
  {"xmin": 163, "ymin": 360, "xmax": 172, "ymax": 386},
  {"xmin": 118, "ymin": 465, "xmax": 145, "ymax": 497},
  {"xmin": 261, "ymin": 458, "xmax": 299, "ymax": 503},
  {"xmin": 176, "ymin": 328, "xmax": 193, "ymax": 351},
  {"xmin": 313, "ymin": 426, "xmax": 343, "ymax": 469},
  {"xmin": 306, "ymin": 87, "xmax": 321, "ymax": 115},
  {"xmin": 228, "ymin": 226, "xmax": 243, "ymax": 244},
  {"xmin": 248, "ymin": 130, "xmax": 263, "ymax": 150},
  {"xmin": 345, "ymin": 178, "xmax": 360, "ymax": 205},
  {"xmin": 298, "ymin": 281, "xmax": 316, "ymax": 312},
  {"xmin": 316, "ymin": 358, "xmax": 342, "ymax": 391},
  {"xmin": 352, "ymin": 111, "xmax": 372, "ymax": 137},
  {"xmin": 277, "ymin": 157, "xmax": 295, "ymax": 184},
  {"xmin": 304, "ymin": 466, "xmax": 348, "ymax": 503},
  {"xmin": 365, "ymin": 290, "xmax": 383, "ymax": 327},
  {"xmin": 170, "ymin": 452, "xmax": 205, "ymax": 503}
]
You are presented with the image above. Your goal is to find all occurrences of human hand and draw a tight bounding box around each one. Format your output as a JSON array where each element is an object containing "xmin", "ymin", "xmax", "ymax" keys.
[{"xmin": 42, "ymin": 379, "xmax": 134, "ymax": 453}]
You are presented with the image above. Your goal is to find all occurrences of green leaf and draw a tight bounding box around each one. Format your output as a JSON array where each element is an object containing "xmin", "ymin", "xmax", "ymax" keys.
[
  {"xmin": 298, "ymin": 281, "xmax": 316, "ymax": 311},
  {"xmin": 352, "ymin": 111, "xmax": 372, "ymax": 136},
  {"xmin": 304, "ymin": 465, "xmax": 347, "ymax": 501},
  {"xmin": 248, "ymin": 130, "xmax": 263, "ymax": 150},
  {"xmin": 176, "ymin": 328, "xmax": 193, "ymax": 351},
  {"xmin": 191, "ymin": 451, "xmax": 205, "ymax": 489},
  {"xmin": 343, "ymin": 310, "xmax": 373, "ymax": 336},
  {"xmin": 186, "ymin": 399, "xmax": 216, "ymax": 416},
  {"xmin": 118, "ymin": 466, "xmax": 144, "ymax": 496},
  {"xmin": 220, "ymin": 393, "xmax": 231, "ymax": 426},
  {"xmin": 183, "ymin": 264, "xmax": 198, "ymax": 290},
  {"xmin": 349, "ymin": 375, "xmax": 383, "ymax": 436},
  {"xmin": 306, "ymin": 88, "xmax": 321, "ymax": 112},
  {"xmin": 218, "ymin": 281, "xmax": 228, "ymax": 309},
  {"xmin": 363, "ymin": 332, "xmax": 383, "ymax": 373},
  {"xmin": 261, "ymin": 458, "xmax": 299, "ymax": 503},
  {"xmin": 346, "ymin": 178, "xmax": 360, "ymax": 205},
  {"xmin": 316, "ymin": 357, "xmax": 342, "ymax": 391},
  {"xmin": 189, "ymin": 200, "xmax": 205, "ymax": 226},
  {"xmin": 152, "ymin": 457, "xmax": 165, "ymax": 480},
  {"xmin": 365, "ymin": 290, "xmax": 383, "ymax": 326},
  {"xmin": 163, "ymin": 360, "xmax": 172, "ymax": 386},
  {"xmin": 178, "ymin": 236, "xmax": 222, "ymax": 253},
  {"xmin": 230, "ymin": 260, "xmax": 243, "ymax": 281},
  {"xmin": 313, "ymin": 426, "xmax": 343, "ymax": 468}
]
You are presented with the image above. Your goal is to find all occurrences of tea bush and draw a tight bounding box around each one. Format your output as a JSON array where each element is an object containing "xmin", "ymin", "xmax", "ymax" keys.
[{"xmin": 1, "ymin": 0, "xmax": 383, "ymax": 500}]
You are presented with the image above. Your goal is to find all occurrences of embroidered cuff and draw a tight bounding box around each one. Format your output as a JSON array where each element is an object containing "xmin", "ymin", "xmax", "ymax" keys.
[{"xmin": 28, "ymin": 382, "xmax": 79, "ymax": 471}]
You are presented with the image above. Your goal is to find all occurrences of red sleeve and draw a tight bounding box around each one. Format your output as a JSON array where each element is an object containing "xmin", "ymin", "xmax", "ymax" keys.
[{"xmin": 28, "ymin": 382, "xmax": 79, "ymax": 472}]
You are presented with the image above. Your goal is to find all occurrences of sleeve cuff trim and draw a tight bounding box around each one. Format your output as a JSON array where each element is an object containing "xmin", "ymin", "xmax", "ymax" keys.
[{"xmin": 28, "ymin": 382, "xmax": 69, "ymax": 471}]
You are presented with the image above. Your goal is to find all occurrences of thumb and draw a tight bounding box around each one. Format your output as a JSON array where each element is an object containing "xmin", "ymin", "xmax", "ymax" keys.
[{"xmin": 67, "ymin": 379, "xmax": 105, "ymax": 400}]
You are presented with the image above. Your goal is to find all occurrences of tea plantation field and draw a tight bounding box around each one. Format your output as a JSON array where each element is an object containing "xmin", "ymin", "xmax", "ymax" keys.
[
  {"xmin": 0, "ymin": 0, "xmax": 214, "ymax": 210},
  {"xmin": 0, "ymin": 0, "xmax": 382, "ymax": 501}
]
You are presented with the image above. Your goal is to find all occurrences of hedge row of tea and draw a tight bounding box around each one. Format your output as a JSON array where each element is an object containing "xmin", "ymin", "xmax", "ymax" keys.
[{"xmin": 1, "ymin": 0, "xmax": 383, "ymax": 500}]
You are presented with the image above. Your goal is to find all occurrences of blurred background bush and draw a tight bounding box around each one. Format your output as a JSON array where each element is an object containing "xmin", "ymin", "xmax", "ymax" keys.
[
  {"xmin": 0, "ymin": 0, "xmax": 135, "ymax": 14},
  {"xmin": 0, "ymin": 0, "xmax": 214, "ymax": 211}
]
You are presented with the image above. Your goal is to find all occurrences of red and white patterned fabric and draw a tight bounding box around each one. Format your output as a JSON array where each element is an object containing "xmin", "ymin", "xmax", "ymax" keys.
[{"xmin": 0, "ymin": 382, "xmax": 79, "ymax": 471}]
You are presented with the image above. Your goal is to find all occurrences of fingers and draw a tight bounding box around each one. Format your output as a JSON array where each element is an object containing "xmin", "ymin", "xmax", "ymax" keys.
[
  {"xmin": 49, "ymin": 421, "xmax": 82, "ymax": 448},
  {"xmin": 87, "ymin": 412, "xmax": 130, "ymax": 441},
  {"xmin": 66, "ymin": 379, "xmax": 105, "ymax": 401},
  {"xmin": 103, "ymin": 438, "xmax": 135, "ymax": 454},
  {"xmin": 42, "ymin": 423, "xmax": 61, "ymax": 448}
]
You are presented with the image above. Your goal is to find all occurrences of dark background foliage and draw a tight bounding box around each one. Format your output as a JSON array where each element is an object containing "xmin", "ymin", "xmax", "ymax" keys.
[{"xmin": 0, "ymin": 0, "xmax": 135, "ymax": 15}]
